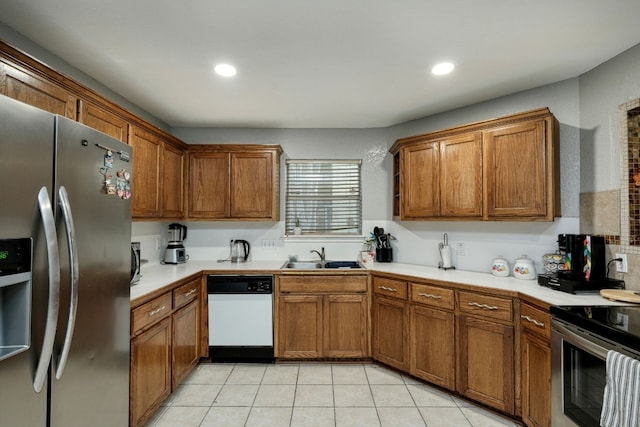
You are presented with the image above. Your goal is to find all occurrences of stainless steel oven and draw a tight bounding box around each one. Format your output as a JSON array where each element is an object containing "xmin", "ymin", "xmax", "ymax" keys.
[{"xmin": 551, "ymin": 313, "xmax": 640, "ymax": 427}]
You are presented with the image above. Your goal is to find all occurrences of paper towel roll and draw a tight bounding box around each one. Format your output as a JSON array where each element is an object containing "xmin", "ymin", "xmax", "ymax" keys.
[{"xmin": 440, "ymin": 245, "xmax": 452, "ymax": 268}]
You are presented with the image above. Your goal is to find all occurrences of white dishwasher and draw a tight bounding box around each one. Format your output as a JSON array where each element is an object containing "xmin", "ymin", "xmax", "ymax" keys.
[{"xmin": 207, "ymin": 274, "xmax": 274, "ymax": 362}]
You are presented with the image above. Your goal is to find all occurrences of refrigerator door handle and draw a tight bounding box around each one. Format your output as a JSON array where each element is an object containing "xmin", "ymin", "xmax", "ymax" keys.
[
  {"xmin": 55, "ymin": 186, "xmax": 79, "ymax": 380},
  {"xmin": 33, "ymin": 186, "xmax": 61, "ymax": 393}
]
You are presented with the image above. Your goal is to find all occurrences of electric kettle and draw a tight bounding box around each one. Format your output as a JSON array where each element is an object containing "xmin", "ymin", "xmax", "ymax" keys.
[{"xmin": 230, "ymin": 239, "xmax": 250, "ymax": 263}]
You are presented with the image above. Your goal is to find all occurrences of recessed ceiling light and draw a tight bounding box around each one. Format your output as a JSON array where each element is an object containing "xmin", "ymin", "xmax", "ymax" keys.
[
  {"xmin": 431, "ymin": 62, "xmax": 455, "ymax": 76},
  {"xmin": 214, "ymin": 63, "xmax": 237, "ymax": 77}
]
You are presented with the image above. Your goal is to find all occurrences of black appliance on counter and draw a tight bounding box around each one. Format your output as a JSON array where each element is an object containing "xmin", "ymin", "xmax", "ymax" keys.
[{"xmin": 538, "ymin": 234, "xmax": 624, "ymax": 294}]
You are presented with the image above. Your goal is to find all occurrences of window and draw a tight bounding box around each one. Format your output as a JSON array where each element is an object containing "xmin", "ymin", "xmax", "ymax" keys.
[{"xmin": 285, "ymin": 160, "xmax": 362, "ymax": 236}]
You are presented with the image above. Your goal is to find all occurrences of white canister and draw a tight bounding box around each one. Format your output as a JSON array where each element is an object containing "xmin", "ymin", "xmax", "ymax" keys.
[
  {"xmin": 513, "ymin": 255, "xmax": 536, "ymax": 280},
  {"xmin": 491, "ymin": 256, "xmax": 510, "ymax": 277}
]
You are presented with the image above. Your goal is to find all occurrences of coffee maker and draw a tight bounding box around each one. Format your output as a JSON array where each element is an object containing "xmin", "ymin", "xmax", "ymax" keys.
[
  {"xmin": 164, "ymin": 223, "xmax": 188, "ymax": 264},
  {"xmin": 538, "ymin": 233, "xmax": 624, "ymax": 293}
]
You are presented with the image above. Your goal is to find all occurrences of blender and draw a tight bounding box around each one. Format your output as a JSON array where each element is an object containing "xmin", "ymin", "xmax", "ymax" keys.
[{"xmin": 164, "ymin": 223, "xmax": 188, "ymax": 264}]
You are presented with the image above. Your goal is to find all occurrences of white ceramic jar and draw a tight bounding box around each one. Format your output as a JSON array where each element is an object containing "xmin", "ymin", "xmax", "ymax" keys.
[
  {"xmin": 491, "ymin": 256, "xmax": 510, "ymax": 277},
  {"xmin": 513, "ymin": 255, "xmax": 536, "ymax": 280}
]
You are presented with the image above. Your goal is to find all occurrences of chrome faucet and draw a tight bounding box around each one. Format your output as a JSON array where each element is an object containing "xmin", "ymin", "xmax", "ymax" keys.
[{"xmin": 310, "ymin": 247, "xmax": 326, "ymax": 264}]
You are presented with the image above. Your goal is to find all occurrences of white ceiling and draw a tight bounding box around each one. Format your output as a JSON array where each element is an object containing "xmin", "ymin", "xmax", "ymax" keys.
[{"xmin": 2, "ymin": 0, "xmax": 640, "ymax": 128}]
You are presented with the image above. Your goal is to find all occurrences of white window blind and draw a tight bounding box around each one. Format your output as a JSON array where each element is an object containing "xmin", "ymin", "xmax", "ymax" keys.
[{"xmin": 285, "ymin": 160, "xmax": 362, "ymax": 236}]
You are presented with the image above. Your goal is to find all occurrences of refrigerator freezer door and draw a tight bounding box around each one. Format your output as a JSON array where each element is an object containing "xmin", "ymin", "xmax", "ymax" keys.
[
  {"xmin": 0, "ymin": 95, "xmax": 55, "ymax": 426},
  {"xmin": 50, "ymin": 117, "xmax": 131, "ymax": 427}
]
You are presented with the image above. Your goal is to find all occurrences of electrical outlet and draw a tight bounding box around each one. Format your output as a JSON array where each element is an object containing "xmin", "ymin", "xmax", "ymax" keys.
[
  {"xmin": 615, "ymin": 253, "xmax": 628, "ymax": 273},
  {"xmin": 456, "ymin": 242, "xmax": 466, "ymax": 256},
  {"xmin": 262, "ymin": 239, "xmax": 277, "ymax": 250},
  {"xmin": 155, "ymin": 236, "xmax": 161, "ymax": 250}
]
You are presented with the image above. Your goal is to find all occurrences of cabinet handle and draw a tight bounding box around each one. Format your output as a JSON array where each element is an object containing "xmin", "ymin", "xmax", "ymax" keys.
[
  {"xmin": 418, "ymin": 292, "xmax": 442, "ymax": 299},
  {"xmin": 521, "ymin": 314, "xmax": 545, "ymax": 328},
  {"xmin": 378, "ymin": 285, "xmax": 397, "ymax": 292},
  {"xmin": 148, "ymin": 305, "xmax": 166, "ymax": 317},
  {"xmin": 184, "ymin": 288, "xmax": 197, "ymax": 297},
  {"xmin": 468, "ymin": 301, "xmax": 498, "ymax": 310}
]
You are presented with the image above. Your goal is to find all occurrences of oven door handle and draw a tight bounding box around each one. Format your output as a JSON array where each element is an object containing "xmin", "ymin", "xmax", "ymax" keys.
[{"xmin": 553, "ymin": 320, "xmax": 609, "ymax": 360}]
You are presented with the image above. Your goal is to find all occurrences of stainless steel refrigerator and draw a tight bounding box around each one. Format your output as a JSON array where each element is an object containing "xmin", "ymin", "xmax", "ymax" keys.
[{"xmin": 0, "ymin": 94, "xmax": 131, "ymax": 426}]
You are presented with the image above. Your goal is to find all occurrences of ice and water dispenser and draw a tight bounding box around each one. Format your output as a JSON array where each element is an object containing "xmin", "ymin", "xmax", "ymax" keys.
[{"xmin": 0, "ymin": 238, "xmax": 31, "ymax": 362}]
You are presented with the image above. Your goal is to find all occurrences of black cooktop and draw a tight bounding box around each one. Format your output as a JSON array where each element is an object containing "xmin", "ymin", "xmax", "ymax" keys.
[{"xmin": 551, "ymin": 305, "xmax": 640, "ymax": 352}]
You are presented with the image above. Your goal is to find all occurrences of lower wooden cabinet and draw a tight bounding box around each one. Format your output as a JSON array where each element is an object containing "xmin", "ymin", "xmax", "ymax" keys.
[
  {"xmin": 520, "ymin": 302, "xmax": 552, "ymax": 427},
  {"xmin": 410, "ymin": 304, "xmax": 455, "ymax": 389},
  {"xmin": 457, "ymin": 315, "xmax": 515, "ymax": 414},
  {"xmin": 324, "ymin": 294, "xmax": 368, "ymax": 358},
  {"xmin": 172, "ymin": 299, "xmax": 199, "ymax": 388},
  {"xmin": 130, "ymin": 316, "xmax": 172, "ymax": 427},
  {"xmin": 372, "ymin": 295, "xmax": 409, "ymax": 370},
  {"xmin": 278, "ymin": 294, "xmax": 324, "ymax": 359},
  {"xmin": 130, "ymin": 277, "xmax": 203, "ymax": 427},
  {"xmin": 277, "ymin": 274, "xmax": 368, "ymax": 359}
]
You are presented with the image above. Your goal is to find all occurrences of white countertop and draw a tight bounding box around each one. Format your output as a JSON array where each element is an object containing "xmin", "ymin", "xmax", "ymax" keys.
[{"xmin": 131, "ymin": 260, "xmax": 625, "ymax": 307}]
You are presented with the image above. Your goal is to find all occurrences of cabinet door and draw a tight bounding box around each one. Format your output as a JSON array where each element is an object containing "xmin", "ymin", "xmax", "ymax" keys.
[
  {"xmin": 324, "ymin": 294, "xmax": 368, "ymax": 358},
  {"xmin": 457, "ymin": 315, "xmax": 515, "ymax": 414},
  {"xmin": 372, "ymin": 296, "xmax": 408, "ymax": 370},
  {"xmin": 172, "ymin": 299, "xmax": 199, "ymax": 389},
  {"xmin": 230, "ymin": 151, "xmax": 275, "ymax": 219},
  {"xmin": 131, "ymin": 126, "xmax": 162, "ymax": 218},
  {"xmin": 188, "ymin": 152, "xmax": 229, "ymax": 218},
  {"xmin": 163, "ymin": 143, "xmax": 185, "ymax": 219},
  {"xmin": 521, "ymin": 330, "xmax": 551, "ymax": 427},
  {"xmin": 130, "ymin": 317, "xmax": 171, "ymax": 427},
  {"xmin": 278, "ymin": 294, "xmax": 323, "ymax": 359},
  {"xmin": 402, "ymin": 142, "xmax": 439, "ymax": 218},
  {"xmin": 440, "ymin": 133, "xmax": 482, "ymax": 217},
  {"xmin": 484, "ymin": 120, "xmax": 547, "ymax": 218},
  {"xmin": 0, "ymin": 62, "xmax": 77, "ymax": 118},
  {"xmin": 78, "ymin": 99, "xmax": 129, "ymax": 142},
  {"xmin": 410, "ymin": 305, "xmax": 455, "ymax": 389}
]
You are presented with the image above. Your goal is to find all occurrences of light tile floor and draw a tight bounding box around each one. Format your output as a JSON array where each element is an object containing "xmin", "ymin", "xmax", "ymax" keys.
[{"xmin": 145, "ymin": 363, "xmax": 520, "ymax": 427}]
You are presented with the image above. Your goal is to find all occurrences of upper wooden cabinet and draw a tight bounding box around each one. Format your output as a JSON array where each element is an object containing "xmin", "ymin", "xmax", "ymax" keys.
[
  {"xmin": 131, "ymin": 126, "xmax": 162, "ymax": 218},
  {"xmin": 187, "ymin": 145, "xmax": 282, "ymax": 221},
  {"xmin": 230, "ymin": 152, "xmax": 275, "ymax": 218},
  {"xmin": 162, "ymin": 143, "xmax": 186, "ymax": 219},
  {"xmin": 402, "ymin": 141, "xmax": 439, "ymax": 218},
  {"xmin": 188, "ymin": 151, "xmax": 229, "ymax": 218},
  {"xmin": 391, "ymin": 108, "xmax": 559, "ymax": 221},
  {"xmin": 78, "ymin": 99, "xmax": 129, "ymax": 143},
  {"xmin": 484, "ymin": 120, "xmax": 549, "ymax": 219},
  {"xmin": 0, "ymin": 40, "xmax": 189, "ymax": 221},
  {"xmin": 0, "ymin": 62, "xmax": 77, "ymax": 118},
  {"xmin": 131, "ymin": 125, "xmax": 186, "ymax": 220}
]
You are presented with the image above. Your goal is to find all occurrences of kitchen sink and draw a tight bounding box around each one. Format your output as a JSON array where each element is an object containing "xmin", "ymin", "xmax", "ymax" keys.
[
  {"xmin": 282, "ymin": 261, "xmax": 324, "ymax": 269},
  {"xmin": 324, "ymin": 261, "xmax": 361, "ymax": 269},
  {"xmin": 281, "ymin": 260, "xmax": 361, "ymax": 269}
]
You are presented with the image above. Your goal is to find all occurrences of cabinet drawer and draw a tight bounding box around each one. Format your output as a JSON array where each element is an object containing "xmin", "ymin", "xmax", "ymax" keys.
[
  {"xmin": 173, "ymin": 279, "xmax": 200, "ymax": 309},
  {"xmin": 520, "ymin": 303, "xmax": 551, "ymax": 339},
  {"xmin": 373, "ymin": 277, "xmax": 408, "ymax": 300},
  {"xmin": 458, "ymin": 291, "xmax": 513, "ymax": 322},
  {"xmin": 411, "ymin": 283, "xmax": 454, "ymax": 310},
  {"xmin": 279, "ymin": 275, "xmax": 367, "ymax": 293},
  {"xmin": 132, "ymin": 292, "xmax": 172, "ymax": 335}
]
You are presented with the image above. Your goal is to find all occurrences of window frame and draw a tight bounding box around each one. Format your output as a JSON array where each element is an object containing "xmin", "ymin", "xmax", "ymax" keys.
[{"xmin": 284, "ymin": 159, "xmax": 363, "ymax": 237}]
